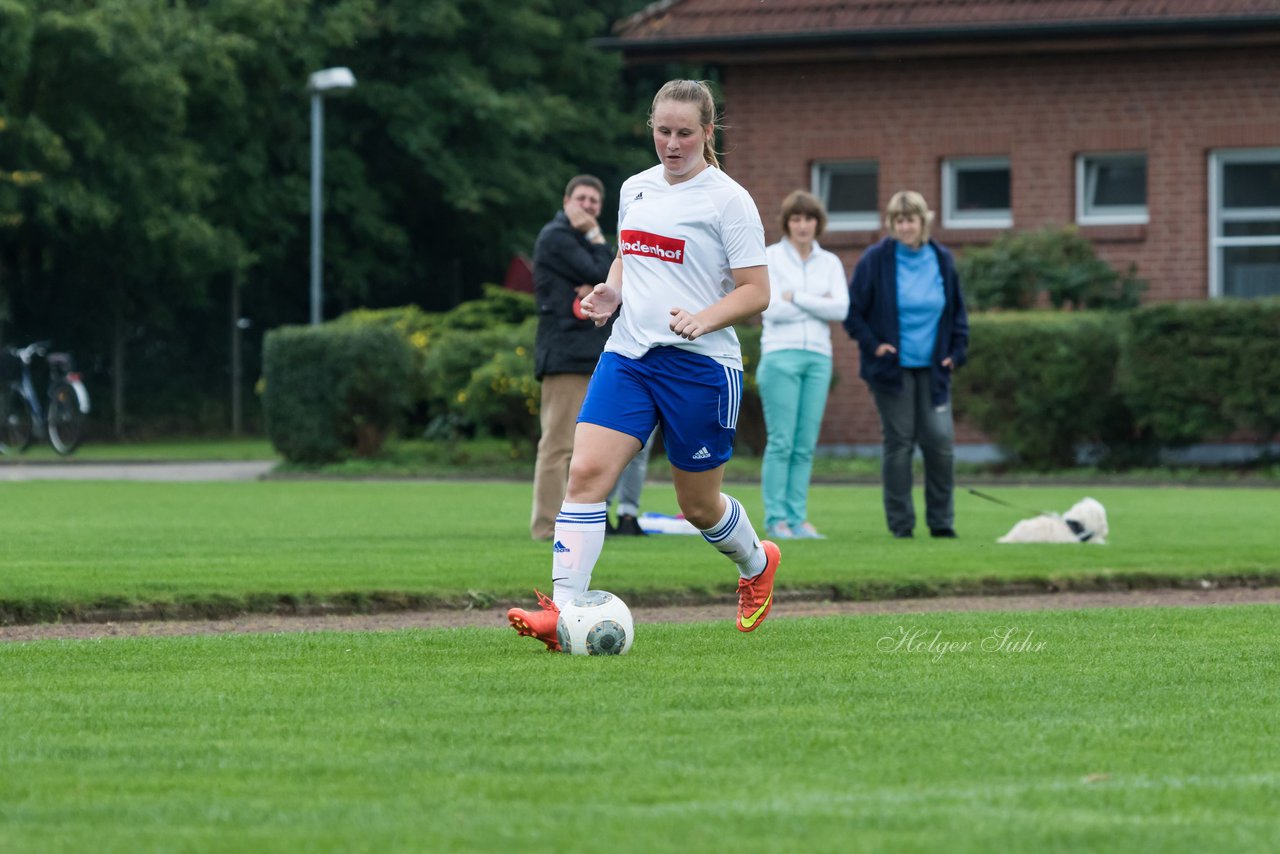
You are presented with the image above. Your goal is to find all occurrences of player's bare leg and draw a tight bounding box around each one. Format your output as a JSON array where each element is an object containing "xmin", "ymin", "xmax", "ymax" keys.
[
  {"xmin": 508, "ymin": 424, "xmax": 640, "ymax": 649},
  {"xmin": 672, "ymin": 464, "xmax": 780, "ymax": 631}
]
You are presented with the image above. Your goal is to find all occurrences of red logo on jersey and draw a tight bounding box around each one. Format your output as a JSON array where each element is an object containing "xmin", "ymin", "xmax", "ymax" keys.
[{"xmin": 620, "ymin": 230, "xmax": 685, "ymax": 264}]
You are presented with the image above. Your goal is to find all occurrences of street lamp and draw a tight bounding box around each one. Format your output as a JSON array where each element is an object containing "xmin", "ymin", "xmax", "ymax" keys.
[{"xmin": 307, "ymin": 66, "xmax": 356, "ymax": 325}]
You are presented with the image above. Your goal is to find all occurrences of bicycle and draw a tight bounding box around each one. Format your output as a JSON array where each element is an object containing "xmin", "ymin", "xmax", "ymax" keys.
[{"xmin": 1, "ymin": 341, "xmax": 92, "ymax": 456}]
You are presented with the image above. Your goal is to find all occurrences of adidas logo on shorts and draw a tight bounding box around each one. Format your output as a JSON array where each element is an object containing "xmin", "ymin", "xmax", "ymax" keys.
[
  {"xmin": 692, "ymin": 446, "xmax": 711, "ymax": 460},
  {"xmin": 553, "ymin": 540, "xmax": 571, "ymax": 554}
]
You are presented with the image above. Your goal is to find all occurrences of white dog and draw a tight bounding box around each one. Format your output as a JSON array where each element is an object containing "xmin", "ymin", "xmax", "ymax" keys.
[{"xmin": 997, "ymin": 497, "xmax": 1109, "ymax": 544}]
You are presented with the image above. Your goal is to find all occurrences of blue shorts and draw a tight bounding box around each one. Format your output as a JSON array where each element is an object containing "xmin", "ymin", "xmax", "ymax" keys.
[{"xmin": 578, "ymin": 347, "xmax": 742, "ymax": 472}]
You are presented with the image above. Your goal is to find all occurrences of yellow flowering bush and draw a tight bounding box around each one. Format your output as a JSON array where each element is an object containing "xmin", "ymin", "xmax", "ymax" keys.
[
  {"xmin": 334, "ymin": 288, "xmax": 537, "ymax": 438},
  {"xmin": 335, "ymin": 305, "xmax": 437, "ymax": 404},
  {"xmin": 454, "ymin": 318, "xmax": 538, "ymax": 442}
]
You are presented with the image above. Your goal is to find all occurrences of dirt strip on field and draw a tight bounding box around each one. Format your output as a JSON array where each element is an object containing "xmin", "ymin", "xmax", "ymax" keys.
[{"xmin": 3, "ymin": 586, "xmax": 1278, "ymax": 643}]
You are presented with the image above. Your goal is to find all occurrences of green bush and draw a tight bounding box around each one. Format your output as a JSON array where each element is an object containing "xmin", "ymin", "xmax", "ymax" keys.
[
  {"xmin": 960, "ymin": 226, "xmax": 1146, "ymax": 311},
  {"xmin": 954, "ymin": 302, "xmax": 1280, "ymax": 469},
  {"xmin": 333, "ymin": 305, "xmax": 437, "ymax": 404},
  {"xmin": 334, "ymin": 287, "xmax": 538, "ymax": 439},
  {"xmin": 734, "ymin": 322, "xmax": 766, "ymax": 455},
  {"xmin": 425, "ymin": 316, "xmax": 768, "ymax": 448},
  {"xmin": 1122, "ymin": 299, "xmax": 1280, "ymax": 447},
  {"xmin": 333, "ymin": 304, "xmax": 437, "ymax": 339},
  {"xmin": 287, "ymin": 290, "xmax": 1280, "ymax": 468},
  {"xmin": 420, "ymin": 324, "xmax": 523, "ymax": 427},
  {"xmin": 455, "ymin": 317, "xmax": 540, "ymax": 443},
  {"xmin": 953, "ymin": 312, "xmax": 1147, "ymax": 469},
  {"xmin": 262, "ymin": 324, "xmax": 416, "ymax": 463},
  {"xmin": 437, "ymin": 284, "xmax": 535, "ymax": 331}
]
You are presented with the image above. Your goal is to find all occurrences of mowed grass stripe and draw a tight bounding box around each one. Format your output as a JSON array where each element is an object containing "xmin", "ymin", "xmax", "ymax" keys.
[
  {"xmin": 1, "ymin": 605, "xmax": 1278, "ymax": 851},
  {"xmin": 1, "ymin": 481, "xmax": 1278, "ymax": 621}
]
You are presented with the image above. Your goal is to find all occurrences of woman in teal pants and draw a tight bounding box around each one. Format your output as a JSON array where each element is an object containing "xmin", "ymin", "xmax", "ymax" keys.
[{"xmin": 758, "ymin": 191, "xmax": 849, "ymax": 539}]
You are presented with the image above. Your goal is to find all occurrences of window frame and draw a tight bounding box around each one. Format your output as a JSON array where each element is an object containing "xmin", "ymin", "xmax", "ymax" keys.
[
  {"xmin": 1208, "ymin": 147, "xmax": 1280, "ymax": 298},
  {"xmin": 1076, "ymin": 152, "xmax": 1149, "ymax": 226},
  {"xmin": 941, "ymin": 156, "xmax": 1013, "ymax": 229},
  {"xmin": 810, "ymin": 160, "xmax": 880, "ymax": 232}
]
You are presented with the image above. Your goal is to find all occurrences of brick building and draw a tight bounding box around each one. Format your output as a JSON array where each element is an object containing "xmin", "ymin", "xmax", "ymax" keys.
[{"xmin": 604, "ymin": 0, "xmax": 1280, "ymax": 451}]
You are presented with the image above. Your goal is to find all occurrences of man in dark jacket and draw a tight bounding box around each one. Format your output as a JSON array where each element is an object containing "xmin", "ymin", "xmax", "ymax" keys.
[{"xmin": 530, "ymin": 175, "xmax": 615, "ymax": 540}]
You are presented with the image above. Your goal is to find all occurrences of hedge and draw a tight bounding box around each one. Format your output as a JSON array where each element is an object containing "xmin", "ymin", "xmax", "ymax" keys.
[
  {"xmin": 262, "ymin": 324, "xmax": 416, "ymax": 463},
  {"xmin": 335, "ymin": 288, "xmax": 539, "ymax": 442},
  {"xmin": 1121, "ymin": 299, "xmax": 1280, "ymax": 447},
  {"xmin": 267, "ymin": 289, "xmax": 1280, "ymax": 470},
  {"xmin": 953, "ymin": 311, "xmax": 1139, "ymax": 469},
  {"xmin": 314, "ymin": 292, "xmax": 770, "ymax": 455},
  {"xmin": 954, "ymin": 299, "xmax": 1280, "ymax": 468}
]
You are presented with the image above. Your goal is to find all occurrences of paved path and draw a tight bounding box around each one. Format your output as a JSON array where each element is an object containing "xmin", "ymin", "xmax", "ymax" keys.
[{"xmin": 0, "ymin": 460, "xmax": 276, "ymax": 481}]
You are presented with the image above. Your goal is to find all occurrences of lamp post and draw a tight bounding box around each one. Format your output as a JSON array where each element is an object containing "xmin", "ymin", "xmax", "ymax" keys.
[{"xmin": 307, "ymin": 67, "xmax": 356, "ymax": 325}]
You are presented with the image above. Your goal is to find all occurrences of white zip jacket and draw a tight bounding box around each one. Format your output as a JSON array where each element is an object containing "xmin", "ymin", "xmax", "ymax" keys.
[{"xmin": 761, "ymin": 239, "xmax": 850, "ymax": 357}]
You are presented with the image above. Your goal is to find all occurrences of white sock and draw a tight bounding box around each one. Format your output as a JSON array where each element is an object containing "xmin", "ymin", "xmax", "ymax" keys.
[
  {"xmin": 551, "ymin": 501, "xmax": 607, "ymax": 606},
  {"xmin": 698, "ymin": 494, "xmax": 767, "ymax": 579}
]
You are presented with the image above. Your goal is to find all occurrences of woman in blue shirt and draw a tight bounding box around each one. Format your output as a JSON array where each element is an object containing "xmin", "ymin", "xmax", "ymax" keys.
[{"xmin": 843, "ymin": 191, "xmax": 969, "ymax": 539}]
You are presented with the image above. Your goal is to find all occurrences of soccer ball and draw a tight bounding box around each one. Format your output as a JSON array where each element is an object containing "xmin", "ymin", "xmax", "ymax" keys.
[{"xmin": 556, "ymin": 590, "xmax": 634, "ymax": 656}]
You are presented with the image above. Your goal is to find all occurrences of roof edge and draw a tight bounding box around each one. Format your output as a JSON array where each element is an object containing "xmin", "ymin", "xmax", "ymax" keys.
[{"xmin": 597, "ymin": 15, "xmax": 1280, "ymax": 54}]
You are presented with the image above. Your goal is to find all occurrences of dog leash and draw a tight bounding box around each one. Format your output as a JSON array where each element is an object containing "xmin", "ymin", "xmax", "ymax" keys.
[
  {"xmin": 966, "ymin": 488, "xmax": 1050, "ymax": 517},
  {"xmin": 968, "ymin": 488, "xmax": 1094, "ymax": 541}
]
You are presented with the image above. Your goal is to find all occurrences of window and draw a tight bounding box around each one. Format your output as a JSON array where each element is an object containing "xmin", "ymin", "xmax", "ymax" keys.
[
  {"xmin": 812, "ymin": 161, "xmax": 879, "ymax": 230},
  {"xmin": 1209, "ymin": 149, "xmax": 1280, "ymax": 298},
  {"xmin": 1077, "ymin": 153, "xmax": 1148, "ymax": 225},
  {"xmin": 942, "ymin": 157, "xmax": 1012, "ymax": 228}
]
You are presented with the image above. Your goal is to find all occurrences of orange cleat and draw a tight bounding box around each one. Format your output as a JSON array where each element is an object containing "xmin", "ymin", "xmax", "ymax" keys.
[
  {"xmin": 737, "ymin": 540, "xmax": 781, "ymax": 632},
  {"xmin": 507, "ymin": 589, "xmax": 562, "ymax": 652}
]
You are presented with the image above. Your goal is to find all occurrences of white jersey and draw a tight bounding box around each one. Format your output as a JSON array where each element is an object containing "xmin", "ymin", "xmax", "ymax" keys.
[{"xmin": 605, "ymin": 164, "xmax": 767, "ymax": 370}]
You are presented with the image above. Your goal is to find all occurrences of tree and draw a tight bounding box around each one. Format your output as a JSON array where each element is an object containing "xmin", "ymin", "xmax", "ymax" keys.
[
  {"xmin": 0, "ymin": 0, "xmax": 660, "ymax": 436},
  {"xmin": 0, "ymin": 0, "xmax": 243, "ymax": 433},
  {"xmin": 316, "ymin": 0, "xmax": 651, "ymax": 312}
]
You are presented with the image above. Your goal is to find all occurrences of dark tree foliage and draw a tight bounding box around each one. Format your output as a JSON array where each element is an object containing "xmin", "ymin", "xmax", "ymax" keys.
[{"xmin": 0, "ymin": 0, "xmax": 664, "ymax": 435}]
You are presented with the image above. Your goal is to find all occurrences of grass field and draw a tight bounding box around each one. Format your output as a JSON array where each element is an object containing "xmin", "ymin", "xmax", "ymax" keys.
[
  {"xmin": 251, "ymin": 435, "xmax": 1280, "ymax": 484},
  {"xmin": 1, "ymin": 480, "xmax": 1277, "ymax": 623},
  {"xmin": 12, "ymin": 434, "xmax": 1274, "ymax": 484},
  {"xmin": 0, "ymin": 437, "xmax": 278, "ymax": 462},
  {"xmin": 2, "ymin": 605, "xmax": 1278, "ymax": 851},
  {"xmin": 2, "ymin": 474, "xmax": 1278, "ymax": 850}
]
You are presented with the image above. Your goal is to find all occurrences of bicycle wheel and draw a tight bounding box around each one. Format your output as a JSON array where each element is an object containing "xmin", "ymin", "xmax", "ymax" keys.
[
  {"xmin": 47, "ymin": 382, "xmax": 86, "ymax": 455},
  {"xmin": 4, "ymin": 386, "xmax": 35, "ymax": 452}
]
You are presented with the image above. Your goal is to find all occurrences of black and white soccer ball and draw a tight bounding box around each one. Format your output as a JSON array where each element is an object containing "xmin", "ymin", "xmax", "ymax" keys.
[{"xmin": 556, "ymin": 590, "xmax": 634, "ymax": 656}]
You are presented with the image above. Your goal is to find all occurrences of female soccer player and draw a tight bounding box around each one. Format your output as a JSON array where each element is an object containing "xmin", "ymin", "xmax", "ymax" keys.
[{"xmin": 508, "ymin": 79, "xmax": 782, "ymax": 650}]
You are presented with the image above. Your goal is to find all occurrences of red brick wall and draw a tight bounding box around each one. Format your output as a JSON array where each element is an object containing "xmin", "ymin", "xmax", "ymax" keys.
[{"xmin": 719, "ymin": 45, "xmax": 1280, "ymax": 446}]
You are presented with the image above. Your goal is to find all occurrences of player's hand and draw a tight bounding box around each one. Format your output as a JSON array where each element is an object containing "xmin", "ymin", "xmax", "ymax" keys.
[
  {"xmin": 669, "ymin": 307, "xmax": 710, "ymax": 340},
  {"xmin": 941, "ymin": 356, "xmax": 954, "ymax": 370},
  {"xmin": 580, "ymin": 283, "xmax": 620, "ymax": 326},
  {"xmin": 875, "ymin": 343, "xmax": 898, "ymax": 357}
]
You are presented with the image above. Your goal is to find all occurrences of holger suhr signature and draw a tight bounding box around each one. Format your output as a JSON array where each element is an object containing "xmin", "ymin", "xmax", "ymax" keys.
[{"xmin": 877, "ymin": 625, "xmax": 1047, "ymax": 662}]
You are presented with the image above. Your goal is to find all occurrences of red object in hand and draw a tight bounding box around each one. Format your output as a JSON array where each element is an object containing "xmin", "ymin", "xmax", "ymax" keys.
[{"xmin": 572, "ymin": 297, "xmax": 587, "ymax": 320}]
